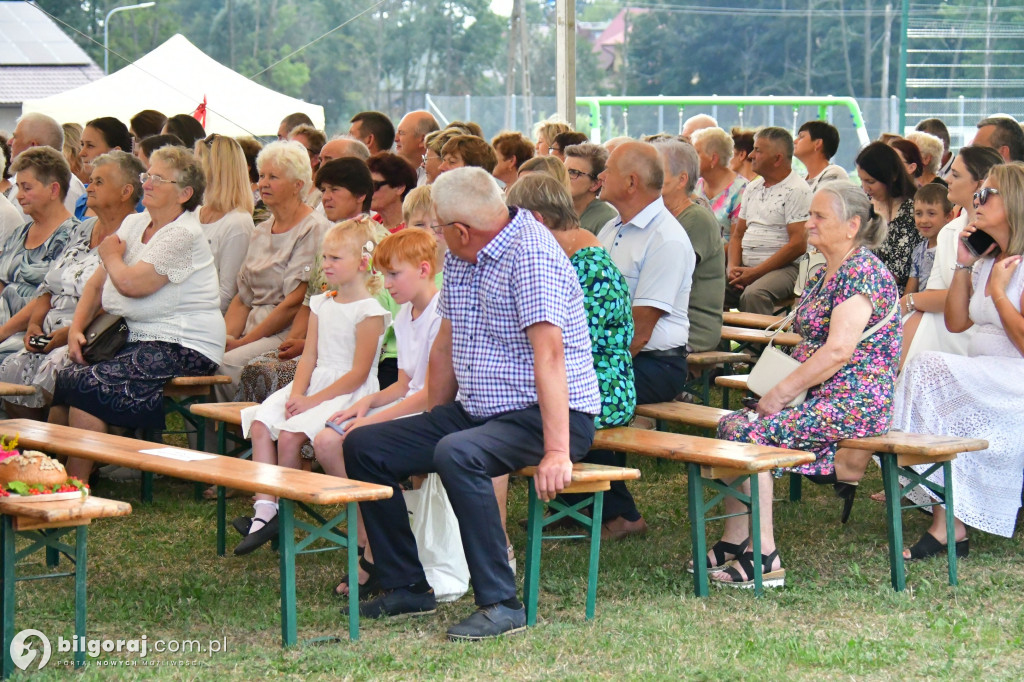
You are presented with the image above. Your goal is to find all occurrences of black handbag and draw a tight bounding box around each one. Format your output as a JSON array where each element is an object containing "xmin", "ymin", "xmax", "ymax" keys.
[{"xmin": 82, "ymin": 313, "xmax": 129, "ymax": 364}]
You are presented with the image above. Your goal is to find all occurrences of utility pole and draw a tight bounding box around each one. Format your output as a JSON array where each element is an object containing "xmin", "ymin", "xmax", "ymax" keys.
[
  {"xmin": 897, "ymin": 0, "xmax": 909, "ymax": 133},
  {"xmin": 556, "ymin": 0, "xmax": 576, "ymax": 127},
  {"xmin": 504, "ymin": 0, "xmax": 533, "ymax": 130},
  {"xmin": 881, "ymin": 3, "xmax": 893, "ymax": 128}
]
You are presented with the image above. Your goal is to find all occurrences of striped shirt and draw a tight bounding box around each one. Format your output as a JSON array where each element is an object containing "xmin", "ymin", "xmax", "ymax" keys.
[{"xmin": 438, "ymin": 207, "xmax": 601, "ymax": 419}]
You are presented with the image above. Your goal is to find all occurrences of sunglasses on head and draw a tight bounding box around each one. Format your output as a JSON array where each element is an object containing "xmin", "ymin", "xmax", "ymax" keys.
[{"xmin": 974, "ymin": 187, "xmax": 1000, "ymax": 206}]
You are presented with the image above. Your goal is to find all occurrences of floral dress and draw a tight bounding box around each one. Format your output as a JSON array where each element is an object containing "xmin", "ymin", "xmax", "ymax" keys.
[
  {"xmin": 873, "ymin": 198, "xmax": 922, "ymax": 296},
  {"xmin": 572, "ymin": 246, "xmax": 635, "ymax": 429},
  {"xmin": 717, "ymin": 248, "xmax": 901, "ymax": 475}
]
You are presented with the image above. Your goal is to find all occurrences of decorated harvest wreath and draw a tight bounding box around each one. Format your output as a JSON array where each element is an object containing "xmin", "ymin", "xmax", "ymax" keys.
[{"xmin": 0, "ymin": 436, "xmax": 88, "ymax": 497}]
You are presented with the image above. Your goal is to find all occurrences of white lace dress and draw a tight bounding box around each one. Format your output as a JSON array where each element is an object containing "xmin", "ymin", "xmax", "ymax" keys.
[{"xmin": 894, "ymin": 257, "xmax": 1024, "ymax": 537}]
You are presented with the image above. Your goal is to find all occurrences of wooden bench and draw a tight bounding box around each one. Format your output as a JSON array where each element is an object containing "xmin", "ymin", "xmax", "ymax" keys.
[
  {"xmin": 0, "ymin": 382, "xmax": 35, "ymax": 398},
  {"xmin": 723, "ymin": 311, "xmax": 787, "ymax": 329},
  {"xmin": 684, "ymin": 350, "xmax": 752, "ymax": 404},
  {"xmin": 0, "ymin": 418, "xmax": 392, "ymax": 646},
  {"xmin": 516, "ymin": 462, "xmax": 640, "ymax": 625},
  {"xmin": 721, "ymin": 325, "xmax": 801, "ymax": 350},
  {"xmin": 629, "ymin": 400, "xmax": 990, "ymax": 590},
  {"xmin": 192, "ymin": 402, "xmax": 642, "ymax": 625},
  {"xmin": 593, "ymin": 426, "xmax": 813, "ymax": 596},
  {"xmin": 0, "ymin": 495, "xmax": 131, "ymax": 676}
]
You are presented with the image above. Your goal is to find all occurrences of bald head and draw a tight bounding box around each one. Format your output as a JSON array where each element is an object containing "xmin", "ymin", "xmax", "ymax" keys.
[
  {"xmin": 320, "ymin": 137, "xmax": 371, "ymax": 163},
  {"xmin": 603, "ymin": 136, "xmax": 633, "ymax": 155},
  {"xmin": 11, "ymin": 112, "xmax": 64, "ymax": 158},
  {"xmin": 395, "ymin": 110, "xmax": 440, "ymax": 166},
  {"xmin": 614, "ymin": 141, "xmax": 664, "ymax": 191},
  {"xmin": 681, "ymin": 114, "xmax": 718, "ymax": 140},
  {"xmin": 598, "ymin": 141, "xmax": 663, "ymax": 220}
]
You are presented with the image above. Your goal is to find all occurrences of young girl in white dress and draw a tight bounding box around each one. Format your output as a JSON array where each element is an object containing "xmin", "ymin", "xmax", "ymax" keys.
[{"xmin": 233, "ymin": 217, "xmax": 391, "ymax": 555}]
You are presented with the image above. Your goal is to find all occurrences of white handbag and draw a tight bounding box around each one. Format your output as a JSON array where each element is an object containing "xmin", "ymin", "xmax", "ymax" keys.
[{"xmin": 747, "ymin": 277, "xmax": 899, "ymax": 407}]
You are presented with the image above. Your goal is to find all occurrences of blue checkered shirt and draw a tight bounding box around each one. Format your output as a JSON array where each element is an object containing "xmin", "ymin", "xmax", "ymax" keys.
[{"xmin": 438, "ymin": 208, "xmax": 601, "ymax": 419}]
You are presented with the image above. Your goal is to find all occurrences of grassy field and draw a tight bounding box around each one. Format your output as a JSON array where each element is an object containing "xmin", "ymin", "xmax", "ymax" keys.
[{"xmin": 8, "ymin": 422, "xmax": 1024, "ymax": 681}]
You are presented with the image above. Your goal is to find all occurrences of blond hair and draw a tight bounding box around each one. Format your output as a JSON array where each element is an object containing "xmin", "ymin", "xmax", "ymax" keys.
[
  {"xmin": 322, "ymin": 216, "xmax": 387, "ymax": 294},
  {"xmin": 195, "ymin": 134, "xmax": 254, "ymax": 215},
  {"xmin": 986, "ymin": 163, "xmax": 1024, "ymax": 256},
  {"xmin": 402, "ymin": 185, "xmax": 433, "ymax": 223}
]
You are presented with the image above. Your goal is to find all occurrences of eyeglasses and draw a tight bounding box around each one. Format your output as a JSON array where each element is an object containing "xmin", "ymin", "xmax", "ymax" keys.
[
  {"xmin": 974, "ymin": 187, "xmax": 1000, "ymax": 206},
  {"xmin": 548, "ymin": 147, "xmax": 561, "ymax": 154},
  {"xmin": 140, "ymin": 172, "xmax": 179, "ymax": 186},
  {"xmin": 429, "ymin": 221, "xmax": 460, "ymax": 234},
  {"xmin": 372, "ymin": 180, "xmax": 388, "ymax": 191},
  {"xmin": 566, "ymin": 168, "xmax": 596, "ymax": 181}
]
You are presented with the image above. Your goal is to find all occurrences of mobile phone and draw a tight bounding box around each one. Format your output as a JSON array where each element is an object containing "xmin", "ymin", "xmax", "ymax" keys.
[
  {"xmin": 741, "ymin": 396, "xmax": 759, "ymax": 410},
  {"xmin": 28, "ymin": 335, "xmax": 51, "ymax": 350},
  {"xmin": 962, "ymin": 229, "xmax": 999, "ymax": 258}
]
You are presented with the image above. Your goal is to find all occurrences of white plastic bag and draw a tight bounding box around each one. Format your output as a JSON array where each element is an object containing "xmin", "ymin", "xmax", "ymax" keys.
[{"xmin": 404, "ymin": 473, "xmax": 469, "ymax": 602}]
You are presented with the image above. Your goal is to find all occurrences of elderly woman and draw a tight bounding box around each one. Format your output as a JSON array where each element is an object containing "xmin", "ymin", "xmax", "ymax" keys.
[
  {"xmin": 211, "ymin": 141, "xmax": 329, "ymax": 406},
  {"xmin": 707, "ymin": 182, "xmax": 900, "ymax": 587},
  {"xmin": 1, "ymin": 151, "xmax": 145, "ymax": 418},
  {"xmin": 507, "ymin": 173, "xmax": 636, "ymax": 549},
  {"xmin": 367, "ymin": 152, "xmax": 417, "ymax": 232},
  {"xmin": 423, "ymin": 129, "xmax": 455, "ymax": 185},
  {"xmin": 0, "ymin": 147, "xmax": 77, "ymax": 360},
  {"xmin": 906, "ymin": 131, "xmax": 946, "ymax": 187},
  {"xmin": 438, "ymin": 136, "xmax": 498, "ymax": 176},
  {"xmin": 890, "ymin": 163, "xmax": 1024, "ymax": 558},
  {"xmin": 533, "ymin": 120, "xmax": 573, "ymax": 157},
  {"xmin": 491, "ymin": 132, "xmax": 534, "ymax": 189},
  {"xmin": 52, "ymin": 147, "xmax": 225, "ymax": 480},
  {"xmin": 692, "ymin": 127, "xmax": 748, "ymax": 243},
  {"xmin": 856, "ymin": 141, "xmax": 922, "ymax": 294},
  {"xmin": 194, "ymin": 134, "xmax": 255, "ymax": 313},
  {"xmin": 75, "ymin": 117, "xmax": 133, "ymax": 219}
]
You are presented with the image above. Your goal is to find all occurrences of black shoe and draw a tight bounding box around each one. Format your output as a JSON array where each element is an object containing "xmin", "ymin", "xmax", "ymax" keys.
[
  {"xmin": 358, "ymin": 588, "xmax": 436, "ymax": 619},
  {"xmin": 231, "ymin": 515, "xmax": 252, "ymax": 537},
  {"xmin": 233, "ymin": 515, "xmax": 278, "ymax": 556},
  {"xmin": 447, "ymin": 603, "xmax": 527, "ymax": 641},
  {"xmin": 834, "ymin": 482, "xmax": 858, "ymax": 524}
]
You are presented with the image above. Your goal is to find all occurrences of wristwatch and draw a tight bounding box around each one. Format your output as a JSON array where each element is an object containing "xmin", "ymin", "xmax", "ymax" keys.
[{"xmin": 907, "ymin": 293, "xmax": 916, "ymax": 312}]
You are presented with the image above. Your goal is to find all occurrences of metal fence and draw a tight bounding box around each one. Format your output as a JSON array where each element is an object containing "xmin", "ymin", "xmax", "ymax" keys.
[{"xmin": 424, "ymin": 94, "xmax": 1024, "ymax": 172}]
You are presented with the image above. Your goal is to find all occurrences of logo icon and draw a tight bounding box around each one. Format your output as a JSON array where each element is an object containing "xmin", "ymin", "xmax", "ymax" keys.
[{"xmin": 10, "ymin": 629, "xmax": 50, "ymax": 671}]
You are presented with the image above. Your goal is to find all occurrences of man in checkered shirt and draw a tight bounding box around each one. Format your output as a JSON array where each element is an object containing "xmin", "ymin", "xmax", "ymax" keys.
[{"xmin": 344, "ymin": 167, "xmax": 601, "ymax": 641}]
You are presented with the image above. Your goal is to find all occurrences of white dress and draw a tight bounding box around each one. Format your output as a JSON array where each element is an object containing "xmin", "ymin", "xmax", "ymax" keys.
[
  {"xmin": 894, "ymin": 257, "xmax": 1024, "ymax": 537},
  {"xmin": 240, "ymin": 294, "xmax": 391, "ymax": 441}
]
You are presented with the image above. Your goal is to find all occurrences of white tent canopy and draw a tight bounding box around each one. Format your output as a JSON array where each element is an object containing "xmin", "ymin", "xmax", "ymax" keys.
[{"xmin": 21, "ymin": 34, "xmax": 323, "ymax": 137}]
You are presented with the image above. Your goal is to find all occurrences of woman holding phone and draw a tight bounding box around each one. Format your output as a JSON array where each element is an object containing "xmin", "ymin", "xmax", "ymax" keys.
[{"xmin": 892, "ymin": 162, "xmax": 1024, "ymax": 559}]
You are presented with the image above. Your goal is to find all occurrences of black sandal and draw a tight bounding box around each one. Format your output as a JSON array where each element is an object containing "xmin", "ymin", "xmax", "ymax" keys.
[
  {"xmin": 805, "ymin": 473, "xmax": 859, "ymax": 524},
  {"xmin": 905, "ymin": 531, "xmax": 969, "ymax": 561},
  {"xmin": 333, "ymin": 556, "xmax": 382, "ymax": 598},
  {"xmin": 711, "ymin": 549, "xmax": 786, "ymax": 588},
  {"xmin": 686, "ymin": 536, "xmax": 749, "ymax": 574}
]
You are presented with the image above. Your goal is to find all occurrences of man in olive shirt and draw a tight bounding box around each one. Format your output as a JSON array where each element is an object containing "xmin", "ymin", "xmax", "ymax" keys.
[
  {"xmin": 564, "ymin": 143, "xmax": 619, "ymax": 234},
  {"xmin": 653, "ymin": 139, "xmax": 725, "ymax": 353}
]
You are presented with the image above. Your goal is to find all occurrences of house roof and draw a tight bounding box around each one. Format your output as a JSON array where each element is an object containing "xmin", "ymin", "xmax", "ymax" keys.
[
  {"xmin": 0, "ymin": 2, "xmax": 94, "ymax": 66},
  {"xmin": 0, "ymin": 64, "xmax": 104, "ymax": 104}
]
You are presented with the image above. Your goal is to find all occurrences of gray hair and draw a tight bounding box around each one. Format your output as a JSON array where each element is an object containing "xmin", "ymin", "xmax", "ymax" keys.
[
  {"xmin": 906, "ymin": 131, "xmax": 944, "ymax": 175},
  {"xmin": 331, "ymin": 136, "xmax": 371, "ymax": 161},
  {"xmin": 431, "ymin": 166, "xmax": 506, "ymax": 227},
  {"xmin": 150, "ymin": 145, "xmax": 206, "ymax": 212},
  {"xmin": 755, "ymin": 126, "xmax": 795, "ymax": 160},
  {"xmin": 256, "ymin": 140, "xmax": 313, "ymax": 199},
  {"xmin": 564, "ymin": 142, "xmax": 609, "ymax": 176},
  {"xmin": 92, "ymin": 150, "xmax": 146, "ymax": 204},
  {"xmin": 652, "ymin": 138, "xmax": 699, "ymax": 193},
  {"xmin": 16, "ymin": 112, "xmax": 64, "ymax": 150},
  {"xmin": 816, "ymin": 181, "xmax": 888, "ymax": 250},
  {"xmin": 506, "ymin": 173, "xmax": 579, "ymax": 231},
  {"xmin": 10, "ymin": 146, "xmax": 70, "ymax": 201},
  {"xmin": 691, "ymin": 127, "xmax": 733, "ymax": 168}
]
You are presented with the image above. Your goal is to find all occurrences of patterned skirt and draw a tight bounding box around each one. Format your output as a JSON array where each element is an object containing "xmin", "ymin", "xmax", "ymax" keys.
[{"xmin": 52, "ymin": 341, "xmax": 217, "ymax": 430}]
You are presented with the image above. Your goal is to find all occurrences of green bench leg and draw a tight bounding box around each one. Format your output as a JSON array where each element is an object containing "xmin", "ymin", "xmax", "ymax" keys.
[
  {"xmin": 278, "ymin": 499, "xmax": 297, "ymax": 647},
  {"xmin": 943, "ymin": 461, "xmax": 957, "ymax": 586},
  {"xmin": 687, "ymin": 462, "xmax": 709, "ymax": 597},
  {"xmin": 346, "ymin": 501, "xmax": 359, "ymax": 641},
  {"xmin": 879, "ymin": 453, "xmax": 906, "ymax": 591},
  {"xmin": 749, "ymin": 474, "xmax": 763, "ymax": 597},
  {"xmin": 2, "ymin": 516, "xmax": 14, "ymax": 679},
  {"xmin": 141, "ymin": 471, "xmax": 154, "ymax": 504},
  {"xmin": 789, "ymin": 472, "xmax": 802, "ymax": 502},
  {"xmin": 216, "ymin": 423, "xmax": 228, "ymax": 557},
  {"xmin": 522, "ymin": 480, "xmax": 544, "ymax": 626},
  {"xmin": 585, "ymin": 492, "xmax": 604, "ymax": 620},
  {"xmin": 74, "ymin": 526, "xmax": 87, "ymax": 670}
]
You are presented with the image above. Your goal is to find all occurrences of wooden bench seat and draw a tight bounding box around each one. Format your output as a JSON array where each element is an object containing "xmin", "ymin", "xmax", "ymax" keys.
[
  {"xmin": 0, "ymin": 495, "xmax": 131, "ymax": 675},
  {"xmin": 721, "ymin": 325, "xmax": 801, "ymax": 348},
  {"xmin": 0, "ymin": 382, "xmax": 35, "ymax": 398},
  {"xmin": 0, "ymin": 418, "xmax": 392, "ymax": 646},
  {"xmin": 163, "ymin": 374, "xmax": 232, "ymax": 399},
  {"xmin": 683, "ymin": 350, "xmax": 752, "ymax": 404},
  {"xmin": 723, "ymin": 311, "xmax": 787, "ymax": 329},
  {"xmin": 629, "ymin": 399, "xmax": 991, "ymax": 590}
]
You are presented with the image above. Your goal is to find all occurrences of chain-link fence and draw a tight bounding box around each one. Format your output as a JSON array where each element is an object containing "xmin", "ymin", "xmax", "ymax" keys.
[{"xmin": 424, "ymin": 94, "xmax": 1024, "ymax": 172}]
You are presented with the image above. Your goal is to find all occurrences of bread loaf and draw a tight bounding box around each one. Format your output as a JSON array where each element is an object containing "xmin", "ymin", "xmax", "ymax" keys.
[{"xmin": 0, "ymin": 450, "xmax": 67, "ymax": 488}]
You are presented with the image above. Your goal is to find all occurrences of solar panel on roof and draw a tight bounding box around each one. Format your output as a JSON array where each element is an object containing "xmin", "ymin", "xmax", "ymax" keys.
[{"xmin": 0, "ymin": 1, "xmax": 93, "ymax": 66}]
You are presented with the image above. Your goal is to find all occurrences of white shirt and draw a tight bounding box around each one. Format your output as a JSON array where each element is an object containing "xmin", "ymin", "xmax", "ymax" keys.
[
  {"xmin": 598, "ymin": 196, "xmax": 696, "ymax": 351},
  {"xmin": 739, "ymin": 169, "xmax": 812, "ymax": 267},
  {"xmin": 395, "ymin": 291, "xmax": 442, "ymax": 396},
  {"xmin": 102, "ymin": 211, "xmax": 226, "ymax": 364},
  {"xmin": 805, "ymin": 163, "xmax": 850, "ymax": 193},
  {"xmin": 0, "ymin": 193, "xmax": 25, "ymax": 246}
]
